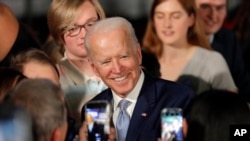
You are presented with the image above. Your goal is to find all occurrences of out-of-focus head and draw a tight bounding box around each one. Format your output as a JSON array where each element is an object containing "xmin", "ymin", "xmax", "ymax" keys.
[
  {"xmin": 185, "ymin": 89, "xmax": 250, "ymax": 141},
  {"xmin": 48, "ymin": 0, "xmax": 105, "ymax": 59},
  {"xmin": 143, "ymin": 0, "xmax": 209, "ymax": 57},
  {"xmin": 10, "ymin": 79, "xmax": 67, "ymax": 141},
  {"xmin": 154, "ymin": 0, "xmax": 195, "ymax": 46},
  {"xmin": 85, "ymin": 17, "xmax": 142, "ymax": 98},
  {"xmin": 10, "ymin": 49, "xmax": 60, "ymax": 85},
  {"xmin": 195, "ymin": 0, "xmax": 227, "ymax": 35},
  {"xmin": 0, "ymin": 67, "xmax": 26, "ymax": 102},
  {"xmin": 0, "ymin": 3, "xmax": 19, "ymax": 61},
  {"xmin": 0, "ymin": 101, "xmax": 33, "ymax": 141}
]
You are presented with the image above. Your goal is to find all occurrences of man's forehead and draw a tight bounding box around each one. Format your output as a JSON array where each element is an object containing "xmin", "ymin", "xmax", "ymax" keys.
[{"xmin": 195, "ymin": 0, "xmax": 227, "ymax": 6}]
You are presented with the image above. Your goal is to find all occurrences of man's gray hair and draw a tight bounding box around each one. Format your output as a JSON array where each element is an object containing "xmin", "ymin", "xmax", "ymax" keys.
[
  {"xmin": 85, "ymin": 17, "xmax": 138, "ymax": 59},
  {"xmin": 10, "ymin": 79, "xmax": 66, "ymax": 141}
]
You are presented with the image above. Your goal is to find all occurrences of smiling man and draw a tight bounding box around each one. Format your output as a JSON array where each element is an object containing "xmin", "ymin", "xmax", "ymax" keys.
[
  {"xmin": 81, "ymin": 17, "xmax": 195, "ymax": 141},
  {"xmin": 195, "ymin": 0, "xmax": 227, "ymax": 35},
  {"xmin": 195, "ymin": 0, "xmax": 250, "ymax": 102}
]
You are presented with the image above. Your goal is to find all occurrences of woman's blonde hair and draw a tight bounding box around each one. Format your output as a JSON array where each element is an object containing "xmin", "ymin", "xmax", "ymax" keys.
[{"xmin": 47, "ymin": 0, "xmax": 105, "ymax": 46}]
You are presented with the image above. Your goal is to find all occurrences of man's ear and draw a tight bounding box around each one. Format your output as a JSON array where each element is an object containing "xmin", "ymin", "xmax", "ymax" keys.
[
  {"xmin": 91, "ymin": 61, "xmax": 101, "ymax": 77},
  {"xmin": 136, "ymin": 43, "xmax": 142, "ymax": 65},
  {"xmin": 51, "ymin": 124, "xmax": 67, "ymax": 141},
  {"xmin": 51, "ymin": 127, "xmax": 61, "ymax": 141}
]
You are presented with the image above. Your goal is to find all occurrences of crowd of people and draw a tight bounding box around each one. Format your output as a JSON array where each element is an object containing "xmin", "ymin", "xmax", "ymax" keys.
[{"xmin": 1, "ymin": 0, "xmax": 250, "ymax": 141}]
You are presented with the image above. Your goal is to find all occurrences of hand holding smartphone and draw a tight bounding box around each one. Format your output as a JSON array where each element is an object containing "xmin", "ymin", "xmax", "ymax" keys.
[
  {"xmin": 84, "ymin": 100, "xmax": 111, "ymax": 141},
  {"xmin": 161, "ymin": 108, "xmax": 183, "ymax": 141}
]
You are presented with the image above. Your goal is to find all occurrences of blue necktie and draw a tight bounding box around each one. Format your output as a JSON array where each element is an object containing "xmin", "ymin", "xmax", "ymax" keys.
[{"xmin": 116, "ymin": 99, "xmax": 131, "ymax": 141}]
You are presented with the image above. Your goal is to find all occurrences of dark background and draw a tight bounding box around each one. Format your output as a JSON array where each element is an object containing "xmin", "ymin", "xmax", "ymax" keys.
[{"xmin": 1, "ymin": 0, "xmax": 242, "ymax": 45}]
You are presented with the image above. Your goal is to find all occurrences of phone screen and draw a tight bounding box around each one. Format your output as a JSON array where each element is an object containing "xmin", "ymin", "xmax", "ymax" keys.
[
  {"xmin": 85, "ymin": 100, "xmax": 110, "ymax": 141},
  {"xmin": 161, "ymin": 108, "xmax": 183, "ymax": 141}
]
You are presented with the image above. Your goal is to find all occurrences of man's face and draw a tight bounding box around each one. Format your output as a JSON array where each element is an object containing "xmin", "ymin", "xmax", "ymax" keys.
[
  {"xmin": 195, "ymin": 0, "xmax": 227, "ymax": 35},
  {"xmin": 88, "ymin": 28, "xmax": 142, "ymax": 98}
]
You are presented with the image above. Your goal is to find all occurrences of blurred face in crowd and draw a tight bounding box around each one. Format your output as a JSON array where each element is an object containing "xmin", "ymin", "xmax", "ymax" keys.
[
  {"xmin": 22, "ymin": 61, "xmax": 60, "ymax": 85},
  {"xmin": 195, "ymin": 0, "xmax": 227, "ymax": 35},
  {"xmin": 63, "ymin": 1, "xmax": 98, "ymax": 59},
  {"xmin": 153, "ymin": 0, "xmax": 194, "ymax": 46},
  {"xmin": 88, "ymin": 27, "xmax": 142, "ymax": 98}
]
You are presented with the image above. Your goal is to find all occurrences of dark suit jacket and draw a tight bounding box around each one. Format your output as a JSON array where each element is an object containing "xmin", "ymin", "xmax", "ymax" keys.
[
  {"xmin": 212, "ymin": 28, "xmax": 250, "ymax": 101},
  {"xmin": 82, "ymin": 71, "xmax": 196, "ymax": 141}
]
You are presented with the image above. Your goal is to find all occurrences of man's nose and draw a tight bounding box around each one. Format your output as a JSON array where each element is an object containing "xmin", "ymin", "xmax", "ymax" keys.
[
  {"xmin": 112, "ymin": 60, "xmax": 122, "ymax": 73},
  {"xmin": 210, "ymin": 7, "xmax": 219, "ymax": 22}
]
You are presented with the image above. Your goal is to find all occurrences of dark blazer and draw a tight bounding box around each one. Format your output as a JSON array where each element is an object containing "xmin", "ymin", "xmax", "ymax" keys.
[
  {"xmin": 82, "ymin": 71, "xmax": 196, "ymax": 141},
  {"xmin": 212, "ymin": 28, "xmax": 250, "ymax": 101}
]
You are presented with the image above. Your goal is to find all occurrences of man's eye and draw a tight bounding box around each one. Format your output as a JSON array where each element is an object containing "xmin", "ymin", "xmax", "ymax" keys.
[
  {"xmin": 200, "ymin": 4, "xmax": 210, "ymax": 10},
  {"xmin": 216, "ymin": 6, "xmax": 225, "ymax": 11},
  {"xmin": 101, "ymin": 60, "xmax": 110, "ymax": 65},
  {"xmin": 121, "ymin": 56, "xmax": 128, "ymax": 59}
]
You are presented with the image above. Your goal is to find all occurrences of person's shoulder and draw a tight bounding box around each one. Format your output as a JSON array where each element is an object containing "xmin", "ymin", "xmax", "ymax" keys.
[
  {"xmin": 215, "ymin": 28, "xmax": 237, "ymax": 39},
  {"xmin": 151, "ymin": 77, "xmax": 196, "ymax": 109},
  {"xmin": 89, "ymin": 88, "xmax": 112, "ymax": 101},
  {"xmin": 153, "ymin": 76, "xmax": 195, "ymax": 94},
  {"xmin": 195, "ymin": 47, "xmax": 229, "ymax": 73},
  {"xmin": 197, "ymin": 47, "xmax": 224, "ymax": 60},
  {"xmin": 57, "ymin": 58, "xmax": 82, "ymax": 79},
  {"xmin": 57, "ymin": 58, "xmax": 70, "ymax": 67},
  {"xmin": 144, "ymin": 70, "xmax": 191, "ymax": 89},
  {"xmin": 57, "ymin": 59, "xmax": 70, "ymax": 74}
]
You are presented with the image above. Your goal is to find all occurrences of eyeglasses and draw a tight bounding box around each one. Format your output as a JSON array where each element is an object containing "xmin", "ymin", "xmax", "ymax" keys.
[{"xmin": 64, "ymin": 20, "xmax": 97, "ymax": 37}]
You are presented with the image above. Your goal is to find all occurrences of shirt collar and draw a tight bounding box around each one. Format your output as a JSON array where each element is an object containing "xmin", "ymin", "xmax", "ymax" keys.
[
  {"xmin": 112, "ymin": 70, "xmax": 145, "ymax": 109},
  {"xmin": 209, "ymin": 34, "xmax": 214, "ymax": 44}
]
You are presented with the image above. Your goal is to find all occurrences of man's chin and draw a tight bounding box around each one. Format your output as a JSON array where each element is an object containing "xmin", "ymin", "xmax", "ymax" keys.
[{"xmin": 205, "ymin": 28, "xmax": 220, "ymax": 35}]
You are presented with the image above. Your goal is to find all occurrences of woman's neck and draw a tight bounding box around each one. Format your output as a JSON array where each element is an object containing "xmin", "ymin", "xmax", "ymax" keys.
[
  {"xmin": 159, "ymin": 44, "xmax": 197, "ymax": 81},
  {"xmin": 160, "ymin": 43, "xmax": 194, "ymax": 62}
]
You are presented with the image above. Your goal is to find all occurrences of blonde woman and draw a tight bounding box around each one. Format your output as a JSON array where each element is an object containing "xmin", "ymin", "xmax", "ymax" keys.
[{"xmin": 48, "ymin": 0, "xmax": 107, "ymax": 127}]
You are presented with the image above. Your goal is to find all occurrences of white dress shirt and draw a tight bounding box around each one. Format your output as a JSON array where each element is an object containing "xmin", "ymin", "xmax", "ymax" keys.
[{"xmin": 112, "ymin": 71, "xmax": 145, "ymax": 127}]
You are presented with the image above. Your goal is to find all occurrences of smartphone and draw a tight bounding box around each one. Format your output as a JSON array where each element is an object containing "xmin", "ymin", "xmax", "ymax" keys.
[
  {"xmin": 161, "ymin": 108, "xmax": 183, "ymax": 141},
  {"xmin": 84, "ymin": 100, "xmax": 111, "ymax": 141}
]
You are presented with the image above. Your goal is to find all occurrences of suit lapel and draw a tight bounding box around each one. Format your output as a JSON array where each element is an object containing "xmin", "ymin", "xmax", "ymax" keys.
[
  {"xmin": 212, "ymin": 39, "xmax": 223, "ymax": 52},
  {"xmin": 126, "ymin": 74, "xmax": 158, "ymax": 141},
  {"xmin": 212, "ymin": 31, "xmax": 224, "ymax": 53}
]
